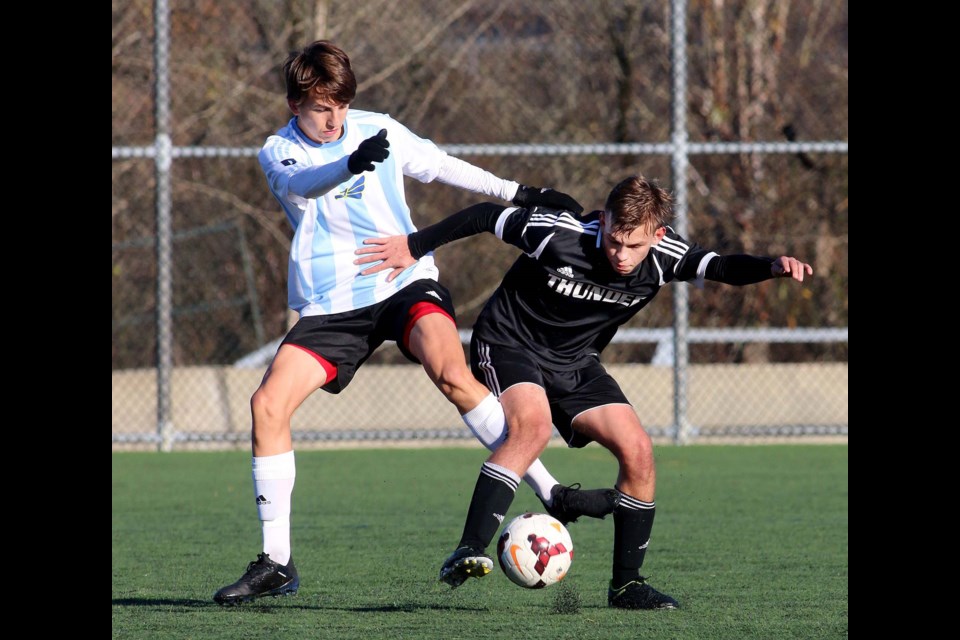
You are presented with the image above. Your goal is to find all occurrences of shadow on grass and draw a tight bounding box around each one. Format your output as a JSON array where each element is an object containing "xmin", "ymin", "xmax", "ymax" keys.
[
  {"xmin": 112, "ymin": 598, "xmax": 220, "ymax": 608},
  {"xmin": 111, "ymin": 597, "xmax": 496, "ymax": 613}
]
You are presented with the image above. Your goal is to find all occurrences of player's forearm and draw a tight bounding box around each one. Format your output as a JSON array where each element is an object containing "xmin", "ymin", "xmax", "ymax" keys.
[
  {"xmin": 287, "ymin": 158, "xmax": 354, "ymax": 199},
  {"xmin": 407, "ymin": 203, "xmax": 504, "ymax": 258},
  {"xmin": 705, "ymin": 254, "xmax": 778, "ymax": 285},
  {"xmin": 436, "ymin": 155, "xmax": 520, "ymax": 201}
]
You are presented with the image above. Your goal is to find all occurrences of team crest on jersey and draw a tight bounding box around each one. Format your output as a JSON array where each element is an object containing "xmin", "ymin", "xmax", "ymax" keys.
[{"xmin": 336, "ymin": 175, "xmax": 366, "ymax": 199}]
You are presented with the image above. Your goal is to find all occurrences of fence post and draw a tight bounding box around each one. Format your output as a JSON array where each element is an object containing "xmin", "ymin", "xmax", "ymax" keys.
[
  {"xmin": 670, "ymin": 0, "xmax": 694, "ymax": 445},
  {"xmin": 155, "ymin": 0, "xmax": 174, "ymax": 452}
]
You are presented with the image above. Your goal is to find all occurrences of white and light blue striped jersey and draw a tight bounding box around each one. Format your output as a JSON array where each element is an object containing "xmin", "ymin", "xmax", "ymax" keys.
[{"xmin": 258, "ymin": 110, "xmax": 448, "ymax": 316}]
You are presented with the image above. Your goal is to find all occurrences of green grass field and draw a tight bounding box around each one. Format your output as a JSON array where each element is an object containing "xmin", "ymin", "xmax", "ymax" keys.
[{"xmin": 112, "ymin": 445, "xmax": 847, "ymax": 639}]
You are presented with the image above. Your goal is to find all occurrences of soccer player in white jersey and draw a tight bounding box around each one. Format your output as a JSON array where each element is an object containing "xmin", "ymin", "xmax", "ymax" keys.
[
  {"xmin": 213, "ymin": 40, "xmax": 616, "ymax": 606},
  {"xmin": 356, "ymin": 175, "xmax": 814, "ymax": 609}
]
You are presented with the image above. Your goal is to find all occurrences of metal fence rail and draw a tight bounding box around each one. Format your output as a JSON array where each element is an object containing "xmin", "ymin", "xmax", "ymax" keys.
[{"xmin": 112, "ymin": 0, "xmax": 848, "ymax": 450}]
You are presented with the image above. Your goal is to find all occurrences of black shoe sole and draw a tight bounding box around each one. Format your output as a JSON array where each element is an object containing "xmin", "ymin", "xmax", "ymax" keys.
[
  {"xmin": 608, "ymin": 599, "xmax": 679, "ymax": 610},
  {"xmin": 214, "ymin": 579, "xmax": 300, "ymax": 606}
]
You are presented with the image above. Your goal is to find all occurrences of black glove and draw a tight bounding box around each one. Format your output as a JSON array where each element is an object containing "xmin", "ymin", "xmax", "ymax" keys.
[
  {"xmin": 512, "ymin": 184, "xmax": 583, "ymax": 214},
  {"xmin": 348, "ymin": 129, "xmax": 390, "ymax": 174}
]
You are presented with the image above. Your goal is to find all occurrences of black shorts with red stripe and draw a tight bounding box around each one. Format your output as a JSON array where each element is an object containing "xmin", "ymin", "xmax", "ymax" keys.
[{"xmin": 281, "ymin": 279, "xmax": 457, "ymax": 394}]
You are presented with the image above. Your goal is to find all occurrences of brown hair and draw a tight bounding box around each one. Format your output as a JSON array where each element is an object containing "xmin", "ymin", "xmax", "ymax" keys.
[
  {"xmin": 283, "ymin": 40, "xmax": 357, "ymax": 105},
  {"xmin": 604, "ymin": 175, "xmax": 674, "ymax": 234}
]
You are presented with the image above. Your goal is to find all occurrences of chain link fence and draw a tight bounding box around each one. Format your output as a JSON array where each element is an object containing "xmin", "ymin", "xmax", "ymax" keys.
[{"xmin": 112, "ymin": 0, "xmax": 848, "ymax": 450}]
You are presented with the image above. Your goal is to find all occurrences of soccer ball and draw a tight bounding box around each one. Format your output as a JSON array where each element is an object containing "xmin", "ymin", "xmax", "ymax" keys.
[{"xmin": 496, "ymin": 512, "xmax": 574, "ymax": 589}]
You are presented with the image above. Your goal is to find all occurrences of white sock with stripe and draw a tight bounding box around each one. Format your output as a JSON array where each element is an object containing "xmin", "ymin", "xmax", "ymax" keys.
[{"xmin": 252, "ymin": 450, "xmax": 296, "ymax": 565}]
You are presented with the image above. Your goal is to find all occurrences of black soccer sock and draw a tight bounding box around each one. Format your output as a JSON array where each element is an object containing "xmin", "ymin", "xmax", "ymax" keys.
[
  {"xmin": 612, "ymin": 491, "xmax": 656, "ymax": 588},
  {"xmin": 458, "ymin": 462, "xmax": 520, "ymax": 550}
]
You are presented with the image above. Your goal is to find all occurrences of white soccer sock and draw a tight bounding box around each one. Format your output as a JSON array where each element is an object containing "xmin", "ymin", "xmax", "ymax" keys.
[
  {"xmin": 462, "ymin": 393, "xmax": 508, "ymax": 448},
  {"xmin": 522, "ymin": 459, "xmax": 560, "ymax": 504},
  {"xmin": 252, "ymin": 450, "xmax": 296, "ymax": 565},
  {"xmin": 462, "ymin": 393, "xmax": 560, "ymax": 502}
]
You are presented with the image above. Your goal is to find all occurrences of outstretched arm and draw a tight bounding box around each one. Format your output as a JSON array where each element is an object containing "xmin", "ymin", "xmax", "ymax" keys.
[
  {"xmin": 437, "ymin": 155, "xmax": 583, "ymax": 213},
  {"xmin": 704, "ymin": 254, "xmax": 813, "ymax": 285},
  {"xmin": 354, "ymin": 202, "xmax": 506, "ymax": 281}
]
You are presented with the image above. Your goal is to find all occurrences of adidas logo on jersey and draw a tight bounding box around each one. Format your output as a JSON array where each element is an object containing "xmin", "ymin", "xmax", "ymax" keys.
[{"xmin": 557, "ymin": 266, "xmax": 575, "ymax": 278}]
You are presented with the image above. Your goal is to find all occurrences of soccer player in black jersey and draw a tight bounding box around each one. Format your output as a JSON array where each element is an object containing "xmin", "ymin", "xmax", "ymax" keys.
[{"xmin": 355, "ymin": 174, "xmax": 813, "ymax": 609}]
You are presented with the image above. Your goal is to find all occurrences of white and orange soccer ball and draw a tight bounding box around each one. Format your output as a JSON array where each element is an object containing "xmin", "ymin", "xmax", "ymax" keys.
[{"xmin": 496, "ymin": 512, "xmax": 574, "ymax": 589}]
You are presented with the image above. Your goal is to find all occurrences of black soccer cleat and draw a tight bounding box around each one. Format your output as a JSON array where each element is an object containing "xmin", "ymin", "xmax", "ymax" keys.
[
  {"xmin": 541, "ymin": 483, "xmax": 620, "ymax": 525},
  {"xmin": 438, "ymin": 546, "xmax": 494, "ymax": 589},
  {"xmin": 213, "ymin": 553, "xmax": 299, "ymax": 605},
  {"xmin": 608, "ymin": 577, "xmax": 679, "ymax": 610}
]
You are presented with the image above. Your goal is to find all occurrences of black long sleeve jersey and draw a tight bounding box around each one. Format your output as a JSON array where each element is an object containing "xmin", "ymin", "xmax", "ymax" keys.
[{"xmin": 408, "ymin": 203, "xmax": 775, "ymax": 370}]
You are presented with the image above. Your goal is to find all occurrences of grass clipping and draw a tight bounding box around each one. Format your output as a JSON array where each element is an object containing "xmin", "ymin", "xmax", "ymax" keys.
[{"xmin": 552, "ymin": 581, "xmax": 582, "ymax": 614}]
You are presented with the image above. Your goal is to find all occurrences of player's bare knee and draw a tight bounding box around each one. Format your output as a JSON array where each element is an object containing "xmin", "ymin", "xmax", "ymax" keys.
[
  {"xmin": 529, "ymin": 421, "xmax": 555, "ymax": 449},
  {"xmin": 502, "ymin": 419, "xmax": 552, "ymax": 452},
  {"xmin": 610, "ymin": 427, "xmax": 653, "ymax": 465},
  {"xmin": 250, "ymin": 387, "xmax": 285, "ymax": 425},
  {"xmin": 634, "ymin": 426, "xmax": 653, "ymax": 458}
]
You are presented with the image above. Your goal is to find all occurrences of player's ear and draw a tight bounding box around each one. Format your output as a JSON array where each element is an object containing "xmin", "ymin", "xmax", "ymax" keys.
[
  {"xmin": 288, "ymin": 99, "xmax": 300, "ymax": 115},
  {"xmin": 654, "ymin": 226, "xmax": 667, "ymax": 242}
]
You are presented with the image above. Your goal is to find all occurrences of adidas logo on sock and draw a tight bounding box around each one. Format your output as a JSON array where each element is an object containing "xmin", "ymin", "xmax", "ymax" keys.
[{"xmin": 256, "ymin": 494, "xmax": 271, "ymax": 505}]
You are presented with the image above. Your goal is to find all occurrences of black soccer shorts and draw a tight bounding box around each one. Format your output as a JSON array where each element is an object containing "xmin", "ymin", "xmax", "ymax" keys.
[
  {"xmin": 282, "ymin": 278, "xmax": 457, "ymax": 394},
  {"xmin": 470, "ymin": 338, "xmax": 630, "ymax": 448}
]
